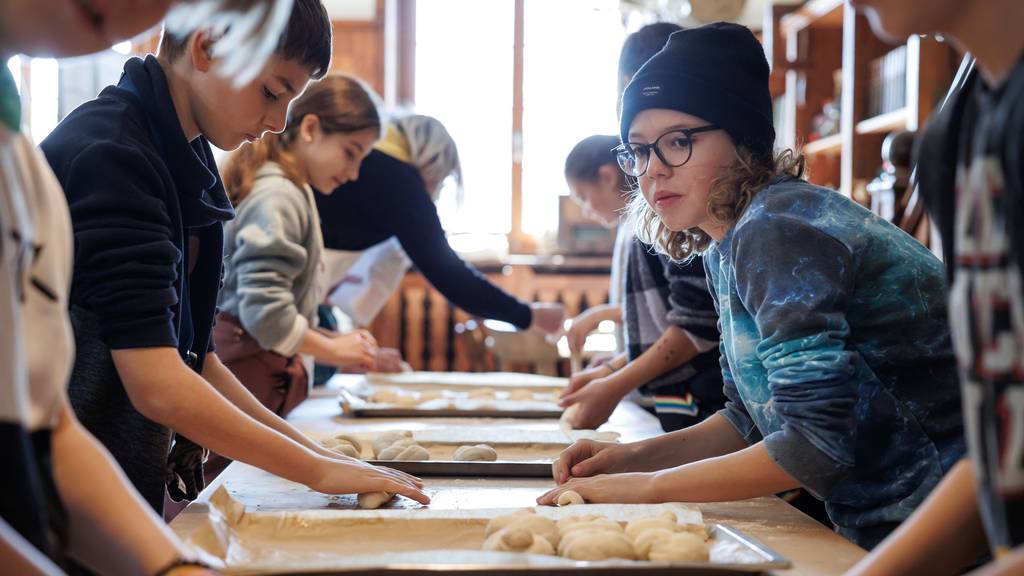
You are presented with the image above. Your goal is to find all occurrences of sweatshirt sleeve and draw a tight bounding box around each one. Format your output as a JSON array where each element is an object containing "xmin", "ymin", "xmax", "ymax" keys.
[
  {"xmin": 662, "ymin": 254, "xmax": 720, "ymax": 343},
  {"xmin": 228, "ymin": 186, "xmax": 309, "ymax": 356},
  {"xmin": 62, "ymin": 142, "xmax": 181, "ymax": 349},
  {"xmin": 387, "ymin": 172, "xmax": 532, "ymax": 329},
  {"xmin": 732, "ymin": 215, "xmax": 858, "ymax": 499}
]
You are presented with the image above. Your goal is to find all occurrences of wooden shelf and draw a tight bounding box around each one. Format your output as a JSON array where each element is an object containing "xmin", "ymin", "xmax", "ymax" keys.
[
  {"xmin": 855, "ymin": 108, "xmax": 908, "ymax": 135},
  {"xmin": 781, "ymin": 0, "xmax": 844, "ymax": 35},
  {"xmin": 802, "ymin": 133, "xmax": 843, "ymax": 156}
]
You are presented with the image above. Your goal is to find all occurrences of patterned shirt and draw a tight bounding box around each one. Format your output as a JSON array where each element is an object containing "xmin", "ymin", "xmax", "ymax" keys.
[{"xmin": 706, "ymin": 177, "xmax": 964, "ymax": 548}]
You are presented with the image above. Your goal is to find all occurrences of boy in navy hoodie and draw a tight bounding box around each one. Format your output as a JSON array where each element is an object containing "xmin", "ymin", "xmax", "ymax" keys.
[{"xmin": 41, "ymin": 0, "xmax": 427, "ymax": 517}]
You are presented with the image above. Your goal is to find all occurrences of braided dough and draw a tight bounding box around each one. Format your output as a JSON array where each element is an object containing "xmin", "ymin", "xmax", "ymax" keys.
[
  {"xmin": 377, "ymin": 443, "xmax": 430, "ymax": 461},
  {"xmin": 320, "ymin": 433, "xmax": 363, "ymax": 458},
  {"xmin": 452, "ymin": 444, "xmax": 498, "ymax": 462}
]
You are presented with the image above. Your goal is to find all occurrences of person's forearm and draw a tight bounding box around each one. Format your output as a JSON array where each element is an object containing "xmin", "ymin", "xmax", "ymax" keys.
[
  {"xmin": 51, "ymin": 397, "xmax": 183, "ymax": 575},
  {"xmin": 202, "ymin": 353, "xmax": 336, "ymax": 459},
  {"xmin": 586, "ymin": 304, "xmax": 623, "ymax": 325},
  {"xmin": 847, "ymin": 459, "xmax": 989, "ymax": 576},
  {"xmin": 605, "ymin": 326, "xmax": 698, "ymax": 396},
  {"xmin": 112, "ymin": 348, "xmax": 322, "ymax": 486},
  {"xmin": 296, "ymin": 328, "xmax": 341, "ymax": 366},
  {"xmin": 650, "ymin": 441, "xmax": 800, "ymax": 502},
  {"xmin": 0, "ymin": 517, "xmax": 64, "ymax": 576},
  {"xmin": 634, "ymin": 413, "xmax": 749, "ymax": 470}
]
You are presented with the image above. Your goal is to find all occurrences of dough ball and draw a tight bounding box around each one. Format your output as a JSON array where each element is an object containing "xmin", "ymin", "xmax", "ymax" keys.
[
  {"xmin": 482, "ymin": 528, "xmax": 555, "ymax": 556},
  {"xmin": 624, "ymin": 511, "xmax": 679, "ymax": 540},
  {"xmin": 393, "ymin": 394, "xmax": 421, "ymax": 406},
  {"xmin": 646, "ymin": 531, "xmax": 709, "ymax": 562},
  {"xmin": 357, "ymin": 492, "xmax": 393, "ymax": 509},
  {"xmin": 558, "ymin": 529, "xmax": 635, "ymax": 561},
  {"xmin": 453, "ymin": 444, "xmax": 499, "ymax": 462},
  {"xmin": 320, "ymin": 434, "xmax": 363, "ymax": 458},
  {"xmin": 418, "ymin": 390, "xmax": 444, "ymax": 402},
  {"xmin": 504, "ymin": 514, "xmax": 560, "ymax": 548},
  {"xmin": 321, "ymin": 433, "xmax": 363, "ymax": 453},
  {"xmin": 485, "ymin": 509, "xmax": 536, "ymax": 537},
  {"xmin": 329, "ymin": 442, "xmax": 360, "ymax": 458},
  {"xmin": 556, "ymin": 490, "xmax": 585, "ymax": 506},
  {"xmin": 372, "ymin": 431, "xmax": 413, "ymax": 457},
  {"xmin": 632, "ymin": 528, "xmax": 675, "ymax": 559},
  {"xmin": 371, "ymin": 388, "xmax": 402, "ymax": 403},
  {"xmin": 468, "ymin": 387, "xmax": 495, "ymax": 399},
  {"xmin": 508, "ymin": 388, "xmax": 535, "ymax": 401},
  {"xmin": 555, "ymin": 514, "xmax": 603, "ymax": 531},
  {"xmin": 559, "ymin": 517, "xmax": 622, "ymax": 537},
  {"xmin": 378, "ymin": 443, "xmax": 430, "ymax": 461},
  {"xmin": 680, "ymin": 523, "xmax": 710, "ymax": 541}
]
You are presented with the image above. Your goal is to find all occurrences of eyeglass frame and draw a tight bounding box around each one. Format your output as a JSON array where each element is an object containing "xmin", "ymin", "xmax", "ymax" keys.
[{"xmin": 613, "ymin": 124, "xmax": 721, "ymax": 178}]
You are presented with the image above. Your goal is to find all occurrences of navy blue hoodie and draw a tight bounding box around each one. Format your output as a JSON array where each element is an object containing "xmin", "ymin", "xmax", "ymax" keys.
[{"xmin": 41, "ymin": 55, "xmax": 233, "ymax": 512}]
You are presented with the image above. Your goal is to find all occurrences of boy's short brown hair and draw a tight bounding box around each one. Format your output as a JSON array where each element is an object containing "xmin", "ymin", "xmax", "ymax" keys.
[{"xmin": 160, "ymin": 0, "xmax": 332, "ymax": 80}]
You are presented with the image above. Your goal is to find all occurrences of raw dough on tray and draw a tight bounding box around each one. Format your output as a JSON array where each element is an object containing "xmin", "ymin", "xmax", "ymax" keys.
[
  {"xmin": 482, "ymin": 528, "xmax": 555, "ymax": 555},
  {"xmin": 452, "ymin": 444, "xmax": 498, "ymax": 462}
]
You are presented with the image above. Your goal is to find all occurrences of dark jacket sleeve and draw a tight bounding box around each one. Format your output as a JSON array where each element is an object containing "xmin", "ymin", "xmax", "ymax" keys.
[
  {"xmin": 62, "ymin": 142, "xmax": 182, "ymax": 349},
  {"xmin": 662, "ymin": 255, "xmax": 719, "ymax": 342},
  {"xmin": 731, "ymin": 214, "xmax": 858, "ymax": 498},
  {"xmin": 385, "ymin": 170, "xmax": 533, "ymax": 329}
]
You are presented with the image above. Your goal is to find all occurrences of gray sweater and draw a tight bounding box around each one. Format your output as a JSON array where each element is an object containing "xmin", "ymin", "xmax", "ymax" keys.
[{"xmin": 219, "ymin": 163, "xmax": 323, "ymax": 356}]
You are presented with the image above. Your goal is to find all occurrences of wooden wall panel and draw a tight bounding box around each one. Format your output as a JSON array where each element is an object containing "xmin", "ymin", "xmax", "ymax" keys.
[{"xmin": 330, "ymin": 19, "xmax": 385, "ymax": 94}]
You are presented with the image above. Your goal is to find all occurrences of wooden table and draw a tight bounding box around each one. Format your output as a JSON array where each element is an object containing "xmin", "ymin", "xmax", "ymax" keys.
[{"xmin": 170, "ymin": 376, "xmax": 866, "ymax": 575}]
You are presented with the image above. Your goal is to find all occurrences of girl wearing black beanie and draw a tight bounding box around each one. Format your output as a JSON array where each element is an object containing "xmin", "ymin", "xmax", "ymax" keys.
[{"xmin": 540, "ymin": 22, "xmax": 964, "ymax": 551}]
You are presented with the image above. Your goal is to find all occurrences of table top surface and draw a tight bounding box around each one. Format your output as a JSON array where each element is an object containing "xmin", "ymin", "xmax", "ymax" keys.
[{"xmin": 170, "ymin": 375, "xmax": 866, "ymax": 575}]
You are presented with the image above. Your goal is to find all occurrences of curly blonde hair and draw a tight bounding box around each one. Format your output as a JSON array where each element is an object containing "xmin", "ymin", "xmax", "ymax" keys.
[{"xmin": 628, "ymin": 147, "xmax": 805, "ymax": 261}]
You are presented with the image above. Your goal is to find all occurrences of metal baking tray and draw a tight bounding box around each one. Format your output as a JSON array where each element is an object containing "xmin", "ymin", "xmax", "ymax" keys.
[
  {"xmin": 338, "ymin": 389, "xmax": 564, "ymax": 419},
  {"xmin": 256, "ymin": 524, "xmax": 789, "ymax": 575},
  {"xmin": 365, "ymin": 459, "xmax": 553, "ymax": 478}
]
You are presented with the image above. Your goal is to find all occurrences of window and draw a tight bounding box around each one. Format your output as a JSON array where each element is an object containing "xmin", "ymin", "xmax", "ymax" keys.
[
  {"xmin": 521, "ymin": 0, "xmax": 625, "ymax": 238},
  {"xmin": 414, "ymin": 0, "xmax": 626, "ymax": 250},
  {"xmin": 7, "ymin": 46, "xmax": 130, "ymax": 143},
  {"xmin": 415, "ymin": 0, "xmax": 515, "ymax": 235}
]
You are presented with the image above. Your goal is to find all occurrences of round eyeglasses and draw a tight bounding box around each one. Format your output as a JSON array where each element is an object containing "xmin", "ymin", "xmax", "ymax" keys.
[{"xmin": 613, "ymin": 125, "xmax": 721, "ymax": 178}]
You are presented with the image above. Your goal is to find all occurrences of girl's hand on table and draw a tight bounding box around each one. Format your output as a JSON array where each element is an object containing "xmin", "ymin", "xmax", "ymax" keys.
[
  {"xmin": 558, "ymin": 376, "xmax": 622, "ymax": 430},
  {"xmin": 308, "ymin": 457, "xmax": 429, "ymax": 504},
  {"xmin": 561, "ymin": 364, "xmax": 613, "ymax": 398},
  {"xmin": 550, "ymin": 438, "xmax": 642, "ymax": 484},
  {"xmin": 536, "ymin": 472, "xmax": 661, "ymax": 505}
]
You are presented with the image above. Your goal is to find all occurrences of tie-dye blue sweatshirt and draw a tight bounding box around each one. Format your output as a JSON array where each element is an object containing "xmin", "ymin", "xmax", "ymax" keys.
[{"xmin": 705, "ymin": 177, "xmax": 964, "ymax": 546}]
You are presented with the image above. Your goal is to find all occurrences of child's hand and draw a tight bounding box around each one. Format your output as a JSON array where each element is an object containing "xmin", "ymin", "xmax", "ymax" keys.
[
  {"xmin": 565, "ymin": 308, "xmax": 606, "ymax": 355},
  {"xmin": 536, "ymin": 472, "xmax": 659, "ymax": 506},
  {"xmin": 374, "ymin": 347, "xmax": 407, "ymax": 373},
  {"xmin": 331, "ymin": 329, "xmax": 378, "ymax": 369},
  {"xmin": 561, "ymin": 364, "xmax": 614, "ymax": 399},
  {"xmin": 550, "ymin": 438, "xmax": 639, "ymax": 484},
  {"xmin": 309, "ymin": 457, "xmax": 429, "ymax": 504},
  {"xmin": 558, "ymin": 376, "xmax": 624, "ymax": 429}
]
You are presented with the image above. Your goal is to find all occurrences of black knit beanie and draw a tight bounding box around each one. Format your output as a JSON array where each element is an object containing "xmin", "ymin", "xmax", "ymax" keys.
[{"xmin": 619, "ymin": 22, "xmax": 775, "ymax": 160}]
